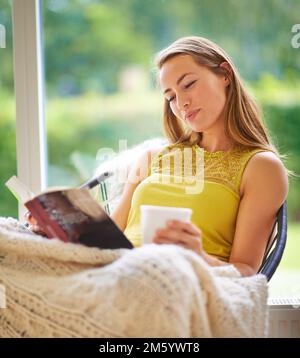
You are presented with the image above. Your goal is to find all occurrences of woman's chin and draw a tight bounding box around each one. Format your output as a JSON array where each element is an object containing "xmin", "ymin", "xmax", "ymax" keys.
[{"xmin": 188, "ymin": 124, "xmax": 205, "ymax": 132}]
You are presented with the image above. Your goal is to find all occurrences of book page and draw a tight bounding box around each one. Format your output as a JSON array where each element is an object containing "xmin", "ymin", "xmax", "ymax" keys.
[
  {"xmin": 64, "ymin": 188, "xmax": 106, "ymax": 220},
  {"xmin": 5, "ymin": 175, "xmax": 35, "ymax": 203}
]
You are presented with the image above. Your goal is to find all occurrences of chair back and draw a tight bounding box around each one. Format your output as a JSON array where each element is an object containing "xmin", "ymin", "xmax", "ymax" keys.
[{"xmin": 258, "ymin": 201, "xmax": 288, "ymax": 281}]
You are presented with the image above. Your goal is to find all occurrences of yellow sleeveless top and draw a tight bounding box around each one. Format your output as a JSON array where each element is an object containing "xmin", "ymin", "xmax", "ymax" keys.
[{"xmin": 124, "ymin": 143, "xmax": 266, "ymax": 262}]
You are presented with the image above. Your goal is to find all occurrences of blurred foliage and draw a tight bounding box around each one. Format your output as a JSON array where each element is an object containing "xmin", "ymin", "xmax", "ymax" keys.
[
  {"xmin": 43, "ymin": 0, "xmax": 153, "ymax": 94},
  {"xmin": 251, "ymin": 76, "xmax": 300, "ymax": 220},
  {"xmin": 45, "ymin": 91, "xmax": 164, "ymax": 188},
  {"xmin": 0, "ymin": 95, "xmax": 16, "ymax": 217},
  {"xmin": 42, "ymin": 0, "xmax": 300, "ymax": 94},
  {"xmin": 264, "ymin": 104, "xmax": 300, "ymax": 220},
  {"xmin": 1, "ymin": 0, "xmax": 300, "ymax": 94}
]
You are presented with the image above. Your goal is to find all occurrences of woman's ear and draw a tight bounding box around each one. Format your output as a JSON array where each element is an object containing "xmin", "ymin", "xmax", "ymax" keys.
[{"xmin": 219, "ymin": 61, "xmax": 232, "ymax": 86}]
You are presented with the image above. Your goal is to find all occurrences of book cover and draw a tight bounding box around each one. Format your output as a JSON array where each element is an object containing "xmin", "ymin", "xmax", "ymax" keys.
[{"xmin": 6, "ymin": 176, "xmax": 133, "ymax": 250}]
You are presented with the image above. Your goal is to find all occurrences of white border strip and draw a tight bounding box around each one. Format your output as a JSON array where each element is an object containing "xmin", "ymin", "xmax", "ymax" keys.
[
  {"xmin": 0, "ymin": 284, "xmax": 6, "ymax": 309},
  {"xmin": 12, "ymin": 0, "xmax": 47, "ymax": 220}
]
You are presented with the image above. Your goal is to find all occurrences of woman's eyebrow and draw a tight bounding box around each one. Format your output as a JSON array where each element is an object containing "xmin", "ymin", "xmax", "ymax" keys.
[{"xmin": 163, "ymin": 72, "xmax": 195, "ymax": 95}]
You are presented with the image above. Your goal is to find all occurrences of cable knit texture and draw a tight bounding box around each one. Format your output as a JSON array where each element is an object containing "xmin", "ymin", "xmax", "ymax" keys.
[{"xmin": 0, "ymin": 217, "xmax": 269, "ymax": 338}]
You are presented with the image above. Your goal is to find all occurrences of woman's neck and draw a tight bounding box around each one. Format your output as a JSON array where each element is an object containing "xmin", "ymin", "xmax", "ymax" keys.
[
  {"xmin": 199, "ymin": 132, "xmax": 233, "ymax": 153},
  {"xmin": 197, "ymin": 113, "xmax": 234, "ymax": 152}
]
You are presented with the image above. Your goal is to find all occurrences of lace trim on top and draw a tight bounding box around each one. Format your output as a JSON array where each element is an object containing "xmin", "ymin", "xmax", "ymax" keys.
[{"xmin": 149, "ymin": 143, "xmax": 264, "ymax": 195}]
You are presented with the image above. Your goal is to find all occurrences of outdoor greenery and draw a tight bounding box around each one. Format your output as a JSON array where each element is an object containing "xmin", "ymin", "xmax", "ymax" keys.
[
  {"xmin": 269, "ymin": 222, "xmax": 300, "ymax": 297},
  {"xmin": 1, "ymin": 0, "xmax": 300, "ymax": 94}
]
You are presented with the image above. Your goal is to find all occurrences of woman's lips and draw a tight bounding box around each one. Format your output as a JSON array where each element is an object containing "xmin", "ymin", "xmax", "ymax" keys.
[{"xmin": 185, "ymin": 109, "xmax": 200, "ymax": 121}]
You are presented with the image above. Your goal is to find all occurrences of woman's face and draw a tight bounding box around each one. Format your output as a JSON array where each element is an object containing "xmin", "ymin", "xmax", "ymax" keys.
[{"xmin": 159, "ymin": 55, "xmax": 229, "ymax": 133}]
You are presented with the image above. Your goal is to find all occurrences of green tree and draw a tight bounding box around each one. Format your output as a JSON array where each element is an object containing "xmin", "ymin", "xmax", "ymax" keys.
[{"xmin": 43, "ymin": 0, "xmax": 153, "ymax": 95}]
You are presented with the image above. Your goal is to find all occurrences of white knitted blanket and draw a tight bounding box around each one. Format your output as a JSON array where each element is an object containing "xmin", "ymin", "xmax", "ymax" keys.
[{"xmin": 0, "ymin": 217, "xmax": 269, "ymax": 338}]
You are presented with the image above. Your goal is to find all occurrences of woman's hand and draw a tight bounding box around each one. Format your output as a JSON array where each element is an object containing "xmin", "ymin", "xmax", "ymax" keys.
[
  {"xmin": 24, "ymin": 211, "xmax": 47, "ymax": 236},
  {"xmin": 152, "ymin": 220, "xmax": 203, "ymax": 255}
]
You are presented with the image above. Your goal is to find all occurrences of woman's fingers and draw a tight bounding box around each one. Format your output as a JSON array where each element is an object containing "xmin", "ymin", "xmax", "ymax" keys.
[
  {"xmin": 167, "ymin": 220, "xmax": 201, "ymax": 236},
  {"xmin": 24, "ymin": 211, "xmax": 38, "ymax": 225},
  {"xmin": 152, "ymin": 220, "xmax": 202, "ymax": 254},
  {"xmin": 153, "ymin": 227, "xmax": 201, "ymax": 247},
  {"xmin": 154, "ymin": 236, "xmax": 189, "ymax": 249},
  {"xmin": 30, "ymin": 225, "xmax": 48, "ymax": 237},
  {"xmin": 24, "ymin": 211, "xmax": 31, "ymax": 221},
  {"xmin": 153, "ymin": 231, "xmax": 202, "ymax": 254},
  {"xmin": 153, "ymin": 233, "xmax": 188, "ymax": 247},
  {"xmin": 24, "ymin": 211, "xmax": 47, "ymax": 236},
  {"xmin": 154, "ymin": 227, "xmax": 196, "ymax": 243}
]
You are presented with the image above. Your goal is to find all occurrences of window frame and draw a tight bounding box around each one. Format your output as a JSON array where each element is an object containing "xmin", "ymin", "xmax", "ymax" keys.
[{"xmin": 12, "ymin": 0, "xmax": 47, "ymax": 220}]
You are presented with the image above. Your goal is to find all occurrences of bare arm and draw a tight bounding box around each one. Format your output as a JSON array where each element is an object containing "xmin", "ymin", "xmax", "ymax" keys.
[{"xmin": 227, "ymin": 152, "xmax": 288, "ymax": 276}]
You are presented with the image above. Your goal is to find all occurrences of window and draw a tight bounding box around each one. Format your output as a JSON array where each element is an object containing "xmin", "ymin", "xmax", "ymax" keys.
[{"xmin": 43, "ymin": 0, "xmax": 163, "ymax": 188}]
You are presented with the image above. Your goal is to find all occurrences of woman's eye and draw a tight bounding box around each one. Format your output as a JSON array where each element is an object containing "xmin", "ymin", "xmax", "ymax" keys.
[
  {"xmin": 184, "ymin": 80, "xmax": 196, "ymax": 89},
  {"xmin": 166, "ymin": 81, "xmax": 196, "ymax": 103}
]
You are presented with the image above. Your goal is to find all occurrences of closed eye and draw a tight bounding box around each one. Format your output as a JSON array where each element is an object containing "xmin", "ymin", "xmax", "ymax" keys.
[
  {"xmin": 166, "ymin": 80, "xmax": 197, "ymax": 103},
  {"xmin": 184, "ymin": 80, "xmax": 197, "ymax": 89}
]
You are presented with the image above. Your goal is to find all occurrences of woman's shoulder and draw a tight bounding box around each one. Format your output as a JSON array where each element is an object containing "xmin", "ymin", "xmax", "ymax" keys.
[
  {"xmin": 233, "ymin": 145, "xmax": 285, "ymax": 172},
  {"xmin": 246, "ymin": 150, "xmax": 287, "ymax": 174},
  {"xmin": 240, "ymin": 150, "xmax": 288, "ymax": 198}
]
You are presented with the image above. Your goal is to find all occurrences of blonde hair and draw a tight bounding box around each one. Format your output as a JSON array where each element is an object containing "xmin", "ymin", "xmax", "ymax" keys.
[{"xmin": 154, "ymin": 36, "xmax": 279, "ymax": 154}]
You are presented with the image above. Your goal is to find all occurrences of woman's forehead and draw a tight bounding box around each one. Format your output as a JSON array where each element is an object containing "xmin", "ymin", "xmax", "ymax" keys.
[{"xmin": 159, "ymin": 55, "xmax": 203, "ymax": 86}]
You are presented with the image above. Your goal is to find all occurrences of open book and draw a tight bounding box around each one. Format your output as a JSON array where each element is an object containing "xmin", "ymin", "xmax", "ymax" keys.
[{"xmin": 5, "ymin": 175, "xmax": 133, "ymax": 250}]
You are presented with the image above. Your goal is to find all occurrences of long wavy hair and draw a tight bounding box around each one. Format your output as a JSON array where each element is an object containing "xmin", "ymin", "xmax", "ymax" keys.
[{"xmin": 154, "ymin": 36, "xmax": 279, "ymax": 154}]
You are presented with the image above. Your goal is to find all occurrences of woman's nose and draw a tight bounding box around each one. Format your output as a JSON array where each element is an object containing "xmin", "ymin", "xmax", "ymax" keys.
[{"xmin": 177, "ymin": 95, "xmax": 190, "ymax": 111}]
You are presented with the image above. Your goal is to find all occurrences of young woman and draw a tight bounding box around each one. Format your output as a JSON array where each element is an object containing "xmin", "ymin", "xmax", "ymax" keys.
[
  {"xmin": 27, "ymin": 36, "xmax": 288, "ymax": 277},
  {"xmin": 111, "ymin": 36, "xmax": 288, "ymax": 277}
]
